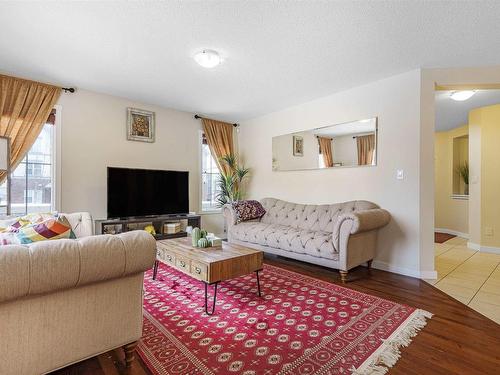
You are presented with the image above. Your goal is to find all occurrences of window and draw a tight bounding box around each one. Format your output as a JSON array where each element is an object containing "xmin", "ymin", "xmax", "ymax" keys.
[
  {"xmin": 0, "ymin": 123, "xmax": 56, "ymax": 216},
  {"xmin": 201, "ymin": 133, "xmax": 221, "ymax": 211},
  {"xmin": 318, "ymin": 150, "xmax": 325, "ymax": 169}
]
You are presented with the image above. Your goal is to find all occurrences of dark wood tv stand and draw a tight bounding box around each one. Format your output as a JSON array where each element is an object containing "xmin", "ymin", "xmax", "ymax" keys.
[{"xmin": 94, "ymin": 214, "xmax": 201, "ymax": 240}]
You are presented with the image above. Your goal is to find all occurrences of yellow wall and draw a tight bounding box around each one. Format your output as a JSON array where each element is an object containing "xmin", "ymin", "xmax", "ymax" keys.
[
  {"xmin": 435, "ymin": 125, "xmax": 469, "ymax": 235},
  {"xmin": 469, "ymin": 104, "xmax": 500, "ymax": 247}
]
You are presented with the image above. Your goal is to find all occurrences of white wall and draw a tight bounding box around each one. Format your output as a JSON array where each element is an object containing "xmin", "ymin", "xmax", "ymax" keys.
[
  {"xmin": 239, "ymin": 70, "xmax": 425, "ymax": 277},
  {"xmin": 57, "ymin": 89, "xmax": 224, "ymax": 236}
]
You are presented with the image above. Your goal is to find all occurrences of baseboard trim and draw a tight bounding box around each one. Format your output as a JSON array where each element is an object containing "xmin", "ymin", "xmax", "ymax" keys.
[
  {"xmin": 419, "ymin": 270, "xmax": 438, "ymax": 279},
  {"xmin": 371, "ymin": 260, "xmax": 436, "ymax": 280},
  {"xmin": 435, "ymin": 228, "xmax": 469, "ymax": 239},
  {"xmin": 481, "ymin": 246, "xmax": 500, "ymax": 254},
  {"xmin": 467, "ymin": 242, "xmax": 480, "ymax": 251}
]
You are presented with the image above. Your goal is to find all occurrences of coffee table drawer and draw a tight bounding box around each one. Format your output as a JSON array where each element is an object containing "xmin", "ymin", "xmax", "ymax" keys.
[
  {"xmin": 190, "ymin": 262, "xmax": 208, "ymax": 281},
  {"xmin": 158, "ymin": 250, "xmax": 175, "ymax": 265},
  {"xmin": 176, "ymin": 256, "xmax": 190, "ymax": 272}
]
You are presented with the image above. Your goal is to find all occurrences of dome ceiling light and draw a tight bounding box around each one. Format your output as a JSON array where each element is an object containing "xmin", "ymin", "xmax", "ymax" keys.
[
  {"xmin": 194, "ymin": 49, "xmax": 221, "ymax": 68},
  {"xmin": 450, "ymin": 90, "xmax": 476, "ymax": 101}
]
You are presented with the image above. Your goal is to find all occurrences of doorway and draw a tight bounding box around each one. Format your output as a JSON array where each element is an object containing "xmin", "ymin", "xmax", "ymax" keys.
[{"xmin": 430, "ymin": 88, "xmax": 500, "ymax": 323}]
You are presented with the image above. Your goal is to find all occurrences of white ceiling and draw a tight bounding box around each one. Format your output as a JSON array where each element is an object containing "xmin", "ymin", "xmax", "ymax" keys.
[
  {"xmin": 313, "ymin": 119, "xmax": 376, "ymax": 137},
  {"xmin": 435, "ymin": 90, "xmax": 500, "ymax": 131},
  {"xmin": 1, "ymin": 1, "xmax": 500, "ymax": 121}
]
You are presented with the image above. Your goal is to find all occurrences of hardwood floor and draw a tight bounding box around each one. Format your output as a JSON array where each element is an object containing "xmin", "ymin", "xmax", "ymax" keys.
[{"xmin": 53, "ymin": 255, "xmax": 500, "ymax": 375}]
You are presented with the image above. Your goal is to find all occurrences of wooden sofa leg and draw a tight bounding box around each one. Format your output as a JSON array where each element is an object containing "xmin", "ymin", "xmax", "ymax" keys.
[
  {"xmin": 339, "ymin": 270, "xmax": 348, "ymax": 284},
  {"xmin": 367, "ymin": 260, "xmax": 373, "ymax": 269},
  {"xmin": 123, "ymin": 341, "xmax": 138, "ymax": 369}
]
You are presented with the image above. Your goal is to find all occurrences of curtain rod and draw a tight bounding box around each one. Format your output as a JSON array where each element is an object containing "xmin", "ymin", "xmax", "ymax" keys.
[
  {"xmin": 194, "ymin": 114, "xmax": 238, "ymax": 127},
  {"xmin": 62, "ymin": 87, "xmax": 75, "ymax": 93}
]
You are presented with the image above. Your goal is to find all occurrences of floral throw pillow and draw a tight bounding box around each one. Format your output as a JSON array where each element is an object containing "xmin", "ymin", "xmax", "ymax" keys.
[
  {"xmin": 232, "ymin": 200, "xmax": 266, "ymax": 223},
  {"xmin": 0, "ymin": 214, "xmax": 76, "ymax": 245}
]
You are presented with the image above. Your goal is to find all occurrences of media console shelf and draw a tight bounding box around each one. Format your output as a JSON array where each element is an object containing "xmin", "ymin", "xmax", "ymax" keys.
[{"xmin": 95, "ymin": 214, "xmax": 201, "ymax": 241}]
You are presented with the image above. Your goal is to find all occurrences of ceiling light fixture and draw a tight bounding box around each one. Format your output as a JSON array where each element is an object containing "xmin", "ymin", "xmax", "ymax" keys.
[
  {"xmin": 450, "ymin": 90, "xmax": 476, "ymax": 101},
  {"xmin": 194, "ymin": 49, "xmax": 221, "ymax": 68}
]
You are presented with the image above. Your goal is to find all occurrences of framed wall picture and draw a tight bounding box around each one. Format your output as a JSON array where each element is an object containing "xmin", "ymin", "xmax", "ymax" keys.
[
  {"xmin": 293, "ymin": 135, "xmax": 304, "ymax": 156},
  {"xmin": 127, "ymin": 107, "xmax": 155, "ymax": 142}
]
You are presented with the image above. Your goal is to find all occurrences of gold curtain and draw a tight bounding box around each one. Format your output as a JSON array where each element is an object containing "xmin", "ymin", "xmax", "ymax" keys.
[
  {"xmin": 317, "ymin": 136, "xmax": 333, "ymax": 167},
  {"xmin": 201, "ymin": 117, "xmax": 235, "ymax": 174},
  {"xmin": 356, "ymin": 134, "xmax": 375, "ymax": 165},
  {"xmin": 0, "ymin": 74, "xmax": 61, "ymax": 183}
]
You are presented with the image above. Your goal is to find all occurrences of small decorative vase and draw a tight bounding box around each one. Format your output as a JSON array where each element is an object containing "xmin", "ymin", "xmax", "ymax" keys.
[
  {"xmin": 191, "ymin": 227, "xmax": 201, "ymax": 247},
  {"xmin": 464, "ymin": 184, "xmax": 469, "ymax": 195},
  {"xmin": 197, "ymin": 238, "xmax": 209, "ymax": 248}
]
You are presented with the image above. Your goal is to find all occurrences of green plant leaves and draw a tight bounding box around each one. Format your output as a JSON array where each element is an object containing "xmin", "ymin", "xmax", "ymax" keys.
[{"xmin": 215, "ymin": 154, "xmax": 250, "ymax": 208}]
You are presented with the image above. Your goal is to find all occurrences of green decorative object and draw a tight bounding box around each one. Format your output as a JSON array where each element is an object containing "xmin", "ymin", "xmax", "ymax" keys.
[
  {"xmin": 456, "ymin": 161, "xmax": 469, "ymax": 195},
  {"xmin": 200, "ymin": 229, "xmax": 207, "ymax": 238},
  {"xmin": 191, "ymin": 227, "xmax": 201, "ymax": 247},
  {"xmin": 197, "ymin": 238, "xmax": 209, "ymax": 248},
  {"xmin": 216, "ymin": 154, "xmax": 250, "ymax": 208}
]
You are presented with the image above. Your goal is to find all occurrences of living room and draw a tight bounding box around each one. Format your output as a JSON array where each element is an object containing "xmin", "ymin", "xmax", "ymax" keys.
[{"xmin": 1, "ymin": 2, "xmax": 500, "ymax": 375}]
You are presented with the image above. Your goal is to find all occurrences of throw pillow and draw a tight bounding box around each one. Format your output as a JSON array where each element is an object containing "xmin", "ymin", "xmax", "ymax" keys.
[
  {"xmin": 7, "ymin": 212, "xmax": 57, "ymax": 231},
  {"xmin": 0, "ymin": 217, "xmax": 18, "ymax": 232},
  {"xmin": 15, "ymin": 215, "xmax": 76, "ymax": 244},
  {"xmin": 0, "ymin": 231, "xmax": 19, "ymax": 245},
  {"xmin": 232, "ymin": 200, "xmax": 266, "ymax": 223}
]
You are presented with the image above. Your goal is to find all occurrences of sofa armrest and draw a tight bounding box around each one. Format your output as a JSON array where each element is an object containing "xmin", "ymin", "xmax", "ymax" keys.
[
  {"xmin": 0, "ymin": 230, "xmax": 156, "ymax": 304},
  {"xmin": 333, "ymin": 209, "xmax": 390, "ymax": 250},
  {"xmin": 222, "ymin": 204, "xmax": 238, "ymax": 226},
  {"xmin": 60, "ymin": 212, "xmax": 93, "ymax": 238},
  {"xmin": 342, "ymin": 209, "xmax": 391, "ymax": 234}
]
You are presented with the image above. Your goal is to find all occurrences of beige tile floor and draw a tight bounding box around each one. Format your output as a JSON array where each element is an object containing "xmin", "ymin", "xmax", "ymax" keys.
[{"xmin": 425, "ymin": 236, "xmax": 500, "ymax": 324}]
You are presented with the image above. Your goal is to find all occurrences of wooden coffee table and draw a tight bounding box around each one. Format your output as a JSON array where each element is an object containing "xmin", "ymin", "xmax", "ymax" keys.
[{"xmin": 154, "ymin": 237, "xmax": 263, "ymax": 315}]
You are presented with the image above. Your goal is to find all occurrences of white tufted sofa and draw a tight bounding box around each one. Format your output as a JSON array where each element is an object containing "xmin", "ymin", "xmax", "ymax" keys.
[
  {"xmin": 0, "ymin": 212, "xmax": 156, "ymax": 375},
  {"xmin": 223, "ymin": 198, "xmax": 390, "ymax": 282}
]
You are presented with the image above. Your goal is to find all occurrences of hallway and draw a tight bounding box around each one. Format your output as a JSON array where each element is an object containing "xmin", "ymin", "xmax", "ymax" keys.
[{"xmin": 427, "ymin": 236, "xmax": 500, "ymax": 324}]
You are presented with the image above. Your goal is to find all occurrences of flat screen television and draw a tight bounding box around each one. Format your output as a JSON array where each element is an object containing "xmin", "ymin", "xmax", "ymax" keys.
[{"xmin": 107, "ymin": 167, "xmax": 189, "ymax": 219}]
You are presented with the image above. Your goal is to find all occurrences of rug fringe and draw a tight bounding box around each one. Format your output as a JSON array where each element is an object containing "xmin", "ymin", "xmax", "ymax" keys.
[{"xmin": 350, "ymin": 309, "xmax": 433, "ymax": 375}]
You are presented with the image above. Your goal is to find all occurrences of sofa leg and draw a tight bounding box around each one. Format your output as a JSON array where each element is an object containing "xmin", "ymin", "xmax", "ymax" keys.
[
  {"xmin": 367, "ymin": 260, "xmax": 373, "ymax": 269},
  {"xmin": 339, "ymin": 270, "xmax": 348, "ymax": 284},
  {"xmin": 123, "ymin": 341, "xmax": 138, "ymax": 369}
]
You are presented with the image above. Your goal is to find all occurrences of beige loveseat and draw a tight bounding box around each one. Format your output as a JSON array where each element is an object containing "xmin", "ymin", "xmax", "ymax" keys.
[
  {"xmin": 223, "ymin": 198, "xmax": 390, "ymax": 282},
  {"xmin": 0, "ymin": 212, "xmax": 156, "ymax": 375}
]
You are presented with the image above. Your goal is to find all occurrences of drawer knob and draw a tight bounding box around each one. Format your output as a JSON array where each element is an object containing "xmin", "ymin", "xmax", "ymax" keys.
[
  {"xmin": 195, "ymin": 267, "xmax": 201, "ymax": 274},
  {"xmin": 166, "ymin": 255, "xmax": 172, "ymax": 261},
  {"xmin": 180, "ymin": 261, "xmax": 186, "ymax": 267}
]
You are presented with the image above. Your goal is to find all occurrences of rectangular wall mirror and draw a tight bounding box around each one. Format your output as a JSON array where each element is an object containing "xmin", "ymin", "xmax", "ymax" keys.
[{"xmin": 272, "ymin": 117, "xmax": 377, "ymax": 171}]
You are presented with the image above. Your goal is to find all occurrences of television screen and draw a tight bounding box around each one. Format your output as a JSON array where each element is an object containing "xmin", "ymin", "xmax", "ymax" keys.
[{"xmin": 107, "ymin": 167, "xmax": 189, "ymax": 218}]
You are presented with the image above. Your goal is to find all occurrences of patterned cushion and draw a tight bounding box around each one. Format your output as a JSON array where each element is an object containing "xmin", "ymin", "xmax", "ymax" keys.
[
  {"xmin": 0, "ymin": 217, "xmax": 18, "ymax": 232},
  {"xmin": 232, "ymin": 200, "xmax": 266, "ymax": 223},
  {"xmin": 0, "ymin": 231, "xmax": 19, "ymax": 245},
  {"xmin": 1, "ymin": 212, "xmax": 57, "ymax": 232},
  {"xmin": 0, "ymin": 214, "xmax": 76, "ymax": 245}
]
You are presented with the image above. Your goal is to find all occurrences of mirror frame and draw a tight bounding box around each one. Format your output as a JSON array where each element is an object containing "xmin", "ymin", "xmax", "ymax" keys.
[{"xmin": 272, "ymin": 117, "xmax": 378, "ymax": 171}]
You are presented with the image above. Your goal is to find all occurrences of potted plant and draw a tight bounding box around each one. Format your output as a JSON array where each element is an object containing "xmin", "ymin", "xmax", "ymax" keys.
[
  {"xmin": 457, "ymin": 161, "xmax": 469, "ymax": 195},
  {"xmin": 216, "ymin": 154, "xmax": 250, "ymax": 208}
]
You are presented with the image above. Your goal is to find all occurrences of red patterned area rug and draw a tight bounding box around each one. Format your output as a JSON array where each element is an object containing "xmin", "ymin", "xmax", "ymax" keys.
[{"xmin": 138, "ymin": 263, "xmax": 432, "ymax": 375}]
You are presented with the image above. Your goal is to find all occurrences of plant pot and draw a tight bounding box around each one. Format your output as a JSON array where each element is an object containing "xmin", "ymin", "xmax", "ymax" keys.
[{"xmin": 464, "ymin": 184, "xmax": 469, "ymax": 195}]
